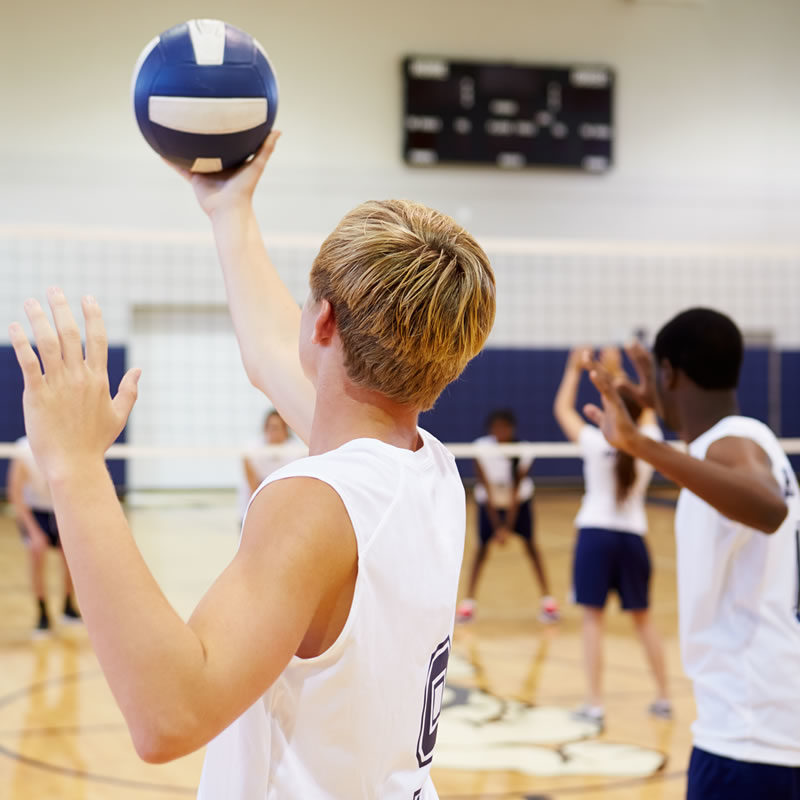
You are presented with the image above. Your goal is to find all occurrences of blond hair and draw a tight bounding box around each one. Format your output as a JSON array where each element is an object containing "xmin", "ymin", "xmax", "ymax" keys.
[{"xmin": 310, "ymin": 199, "xmax": 495, "ymax": 410}]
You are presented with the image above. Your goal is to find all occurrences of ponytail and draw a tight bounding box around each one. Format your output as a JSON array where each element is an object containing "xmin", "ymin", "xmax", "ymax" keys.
[{"xmin": 614, "ymin": 393, "xmax": 645, "ymax": 506}]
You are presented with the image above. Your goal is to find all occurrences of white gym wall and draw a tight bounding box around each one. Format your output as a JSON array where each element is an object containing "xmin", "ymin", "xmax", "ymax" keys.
[{"xmin": 1, "ymin": 0, "xmax": 798, "ymax": 241}]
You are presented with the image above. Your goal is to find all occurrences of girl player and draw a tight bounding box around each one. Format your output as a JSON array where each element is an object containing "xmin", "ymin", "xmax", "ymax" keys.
[
  {"xmin": 8, "ymin": 132, "xmax": 496, "ymax": 799},
  {"xmin": 554, "ymin": 346, "xmax": 670, "ymax": 725}
]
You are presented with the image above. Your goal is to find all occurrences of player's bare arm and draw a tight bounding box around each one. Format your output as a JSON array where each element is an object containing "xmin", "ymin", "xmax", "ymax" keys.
[
  {"xmin": 169, "ymin": 132, "xmax": 315, "ymax": 443},
  {"xmin": 584, "ymin": 355, "xmax": 788, "ymax": 534},
  {"xmin": 8, "ymin": 291, "xmax": 356, "ymax": 762},
  {"xmin": 553, "ymin": 347, "xmax": 589, "ymax": 442},
  {"xmin": 473, "ymin": 459, "xmax": 502, "ymax": 533},
  {"xmin": 7, "ymin": 459, "xmax": 48, "ymax": 552}
]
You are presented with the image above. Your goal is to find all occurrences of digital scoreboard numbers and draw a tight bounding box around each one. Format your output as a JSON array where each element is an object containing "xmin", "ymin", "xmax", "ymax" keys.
[{"xmin": 403, "ymin": 57, "xmax": 614, "ymax": 172}]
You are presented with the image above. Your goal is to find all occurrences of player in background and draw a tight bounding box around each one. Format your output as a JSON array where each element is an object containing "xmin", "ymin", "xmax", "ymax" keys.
[
  {"xmin": 553, "ymin": 346, "xmax": 669, "ymax": 725},
  {"xmin": 583, "ymin": 309, "xmax": 800, "ymax": 800},
  {"xmin": 457, "ymin": 409, "xmax": 558, "ymax": 623},
  {"xmin": 7, "ymin": 436, "xmax": 81, "ymax": 635},
  {"xmin": 238, "ymin": 409, "xmax": 299, "ymax": 521},
  {"xmin": 8, "ymin": 131, "xmax": 496, "ymax": 799}
]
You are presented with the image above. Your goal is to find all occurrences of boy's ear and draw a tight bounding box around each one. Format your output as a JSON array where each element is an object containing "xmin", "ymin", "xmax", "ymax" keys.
[
  {"xmin": 659, "ymin": 358, "xmax": 677, "ymax": 391},
  {"xmin": 311, "ymin": 299, "xmax": 336, "ymax": 345}
]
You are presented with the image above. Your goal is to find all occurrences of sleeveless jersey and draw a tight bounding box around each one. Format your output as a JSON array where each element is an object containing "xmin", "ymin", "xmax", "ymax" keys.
[
  {"xmin": 574, "ymin": 423, "xmax": 662, "ymax": 535},
  {"xmin": 675, "ymin": 416, "xmax": 800, "ymax": 766},
  {"xmin": 197, "ymin": 428, "xmax": 465, "ymax": 799}
]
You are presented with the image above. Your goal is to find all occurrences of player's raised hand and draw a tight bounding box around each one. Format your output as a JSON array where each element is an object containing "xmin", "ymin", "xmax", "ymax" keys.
[
  {"xmin": 8, "ymin": 289, "xmax": 141, "ymax": 480},
  {"xmin": 582, "ymin": 352, "xmax": 641, "ymax": 455},
  {"xmin": 166, "ymin": 130, "xmax": 281, "ymax": 219},
  {"xmin": 616, "ymin": 340, "xmax": 658, "ymax": 410}
]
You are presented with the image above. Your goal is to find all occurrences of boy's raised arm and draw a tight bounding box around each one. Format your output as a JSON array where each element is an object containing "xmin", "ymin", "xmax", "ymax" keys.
[{"xmin": 171, "ymin": 132, "xmax": 315, "ymax": 443}]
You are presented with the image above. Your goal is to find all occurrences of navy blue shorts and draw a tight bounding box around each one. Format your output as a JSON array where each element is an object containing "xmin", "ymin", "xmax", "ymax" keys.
[
  {"xmin": 18, "ymin": 510, "xmax": 60, "ymax": 548},
  {"xmin": 478, "ymin": 499, "xmax": 532, "ymax": 545},
  {"xmin": 573, "ymin": 528, "xmax": 650, "ymax": 610},
  {"xmin": 688, "ymin": 747, "xmax": 800, "ymax": 799}
]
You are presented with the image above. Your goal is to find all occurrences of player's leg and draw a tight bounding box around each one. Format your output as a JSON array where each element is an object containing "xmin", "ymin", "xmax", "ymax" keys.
[
  {"xmin": 687, "ymin": 747, "xmax": 800, "ymax": 800},
  {"xmin": 516, "ymin": 499, "xmax": 559, "ymax": 621},
  {"xmin": 618, "ymin": 533, "xmax": 670, "ymax": 717},
  {"xmin": 572, "ymin": 528, "xmax": 614, "ymax": 723},
  {"xmin": 456, "ymin": 503, "xmax": 494, "ymax": 622},
  {"xmin": 21, "ymin": 511, "xmax": 51, "ymax": 634},
  {"xmin": 59, "ymin": 550, "xmax": 82, "ymax": 624}
]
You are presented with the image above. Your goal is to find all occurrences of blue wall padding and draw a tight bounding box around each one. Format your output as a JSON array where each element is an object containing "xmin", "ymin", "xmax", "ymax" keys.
[
  {"xmin": 0, "ymin": 345, "xmax": 791, "ymax": 490},
  {"xmin": 0, "ymin": 346, "xmax": 128, "ymax": 490},
  {"xmin": 421, "ymin": 347, "xmax": 779, "ymax": 481}
]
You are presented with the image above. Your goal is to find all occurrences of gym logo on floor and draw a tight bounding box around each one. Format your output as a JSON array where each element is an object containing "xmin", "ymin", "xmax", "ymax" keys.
[{"xmin": 434, "ymin": 653, "xmax": 666, "ymax": 778}]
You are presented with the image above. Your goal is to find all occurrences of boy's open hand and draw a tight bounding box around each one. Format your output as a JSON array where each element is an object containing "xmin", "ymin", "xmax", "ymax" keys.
[
  {"xmin": 166, "ymin": 130, "xmax": 281, "ymax": 219},
  {"xmin": 8, "ymin": 289, "xmax": 140, "ymax": 480},
  {"xmin": 582, "ymin": 352, "xmax": 641, "ymax": 455}
]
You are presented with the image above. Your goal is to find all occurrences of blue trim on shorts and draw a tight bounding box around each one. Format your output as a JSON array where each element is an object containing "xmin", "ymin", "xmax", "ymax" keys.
[
  {"xmin": 18, "ymin": 510, "xmax": 60, "ymax": 548},
  {"xmin": 573, "ymin": 527, "xmax": 650, "ymax": 610},
  {"xmin": 688, "ymin": 747, "xmax": 800, "ymax": 800}
]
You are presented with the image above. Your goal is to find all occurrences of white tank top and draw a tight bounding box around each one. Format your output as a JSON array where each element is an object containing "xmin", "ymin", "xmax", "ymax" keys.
[
  {"xmin": 198, "ymin": 428, "xmax": 465, "ymax": 799},
  {"xmin": 675, "ymin": 416, "xmax": 800, "ymax": 765},
  {"xmin": 574, "ymin": 424, "xmax": 662, "ymax": 535},
  {"xmin": 15, "ymin": 436, "xmax": 53, "ymax": 511}
]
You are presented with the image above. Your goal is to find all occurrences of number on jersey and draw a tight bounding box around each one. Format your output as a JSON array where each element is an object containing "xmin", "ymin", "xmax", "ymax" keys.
[{"xmin": 416, "ymin": 637, "xmax": 451, "ymax": 767}]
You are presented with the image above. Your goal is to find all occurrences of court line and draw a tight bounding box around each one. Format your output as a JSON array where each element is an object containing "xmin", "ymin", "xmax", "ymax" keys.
[
  {"xmin": 0, "ymin": 670, "xmax": 197, "ymax": 794},
  {"xmin": 0, "ymin": 744, "xmax": 196, "ymax": 795},
  {"xmin": 438, "ymin": 768, "xmax": 686, "ymax": 799}
]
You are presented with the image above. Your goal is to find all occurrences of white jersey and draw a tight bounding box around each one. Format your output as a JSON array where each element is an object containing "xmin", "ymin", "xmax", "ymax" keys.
[
  {"xmin": 237, "ymin": 437, "xmax": 302, "ymax": 518},
  {"xmin": 675, "ymin": 416, "xmax": 800, "ymax": 766},
  {"xmin": 473, "ymin": 435, "xmax": 534, "ymax": 507},
  {"xmin": 198, "ymin": 428, "xmax": 465, "ymax": 799},
  {"xmin": 574, "ymin": 424, "xmax": 662, "ymax": 535},
  {"xmin": 15, "ymin": 437, "xmax": 52, "ymax": 511}
]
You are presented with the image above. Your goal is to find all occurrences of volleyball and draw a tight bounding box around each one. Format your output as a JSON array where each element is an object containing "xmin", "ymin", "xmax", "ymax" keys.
[{"xmin": 132, "ymin": 19, "xmax": 278, "ymax": 172}]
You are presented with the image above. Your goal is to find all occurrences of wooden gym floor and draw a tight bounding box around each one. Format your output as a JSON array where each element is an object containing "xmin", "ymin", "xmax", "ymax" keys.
[{"xmin": 0, "ymin": 488, "xmax": 693, "ymax": 799}]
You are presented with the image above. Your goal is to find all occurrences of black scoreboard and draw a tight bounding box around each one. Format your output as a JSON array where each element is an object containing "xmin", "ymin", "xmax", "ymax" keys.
[{"xmin": 403, "ymin": 56, "xmax": 614, "ymax": 172}]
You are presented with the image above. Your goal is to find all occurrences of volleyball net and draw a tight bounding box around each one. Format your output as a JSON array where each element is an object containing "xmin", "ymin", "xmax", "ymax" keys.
[{"xmin": 1, "ymin": 224, "xmax": 799, "ymax": 492}]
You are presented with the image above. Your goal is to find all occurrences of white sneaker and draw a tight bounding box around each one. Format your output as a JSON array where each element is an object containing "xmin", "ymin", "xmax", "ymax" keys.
[{"xmin": 571, "ymin": 704, "xmax": 605, "ymax": 727}]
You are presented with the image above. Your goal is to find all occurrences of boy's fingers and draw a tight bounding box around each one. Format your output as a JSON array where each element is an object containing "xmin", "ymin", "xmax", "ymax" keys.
[
  {"xmin": 47, "ymin": 288, "xmax": 83, "ymax": 368},
  {"xmin": 82, "ymin": 296, "xmax": 108, "ymax": 373},
  {"xmin": 583, "ymin": 403, "xmax": 604, "ymax": 426},
  {"xmin": 162, "ymin": 157, "xmax": 192, "ymax": 182},
  {"xmin": 8, "ymin": 323, "xmax": 44, "ymax": 390},
  {"xmin": 24, "ymin": 299, "xmax": 63, "ymax": 375}
]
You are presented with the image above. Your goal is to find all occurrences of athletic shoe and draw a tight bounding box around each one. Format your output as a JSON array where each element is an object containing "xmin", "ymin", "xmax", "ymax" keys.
[
  {"xmin": 61, "ymin": 597, "xmax": 83, "ymax": 626},
  {"xmin": 648, "ymin": 699, "xmax": 673, "ymax": 720},
  {"xmin": 32, "ymin": 606, "xmax": 51, "ymax": 639},
  {"xmin": 455, "ymin": 599, "xmax": 475, "ymax": 623},
  {"xmin": 571, "ymin": 704, "xmax": 605, "ymax": 727},
  {"xmin": 538, "ymin": 596, "xmax": 560, "ymax": 623}
]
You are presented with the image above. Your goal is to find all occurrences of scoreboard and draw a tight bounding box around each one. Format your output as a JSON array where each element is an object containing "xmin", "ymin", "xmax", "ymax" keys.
[{"xmin": 403, "ymin": 56, "xmax": 614, "ymax": 172}]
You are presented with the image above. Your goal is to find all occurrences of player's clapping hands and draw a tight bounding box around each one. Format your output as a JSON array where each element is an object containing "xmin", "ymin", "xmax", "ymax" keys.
[
  {"xmin": 617, "ymin": 341, "xmax": 658, "ymax": 411},
  {"xmin": 8, "ymin": 289, "xmax": 141, "ymax": 480}
]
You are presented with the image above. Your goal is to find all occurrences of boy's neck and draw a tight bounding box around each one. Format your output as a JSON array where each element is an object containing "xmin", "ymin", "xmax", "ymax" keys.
[
  {"xmin": 679, "ymin": 387, "xmax": 739, "ymax": 443},
  {"xmin": 308, "ymin": 374, "xmax": 421, "ymax": 456}
]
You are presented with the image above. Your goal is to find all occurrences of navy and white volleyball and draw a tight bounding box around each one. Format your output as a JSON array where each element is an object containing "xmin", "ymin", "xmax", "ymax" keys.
[{"xmin": 132, "ymin": 20, "xmax": 278, "ymax": 172}]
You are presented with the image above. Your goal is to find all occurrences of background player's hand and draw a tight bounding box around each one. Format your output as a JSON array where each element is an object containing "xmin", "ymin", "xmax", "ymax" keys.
[
  {"xmin": 582, "ymin": 353, "xmax": 641, "ymax": 455},
  {"xmin": 8, "ymin": 290, "xmax": 141, "ymax": 481},
  {"xmin": 166, "ymin": 131, "xmax": 281, "ymax": 219},
  {"xmin": 617, "ymin": 341, "xmax": 657, "ymax": 410},
  {"xmin": 566, "ymin": 345, "xmax": 590, "ymax": 373},
  {"xmin": 493, "ymin": 527, "xmax": 510, "ymax": 546}
]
